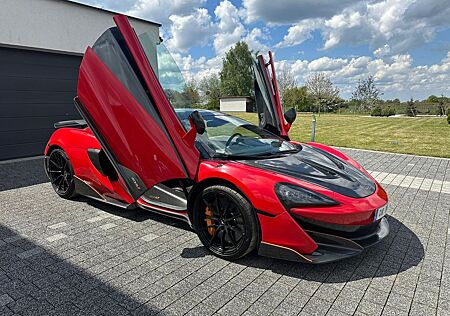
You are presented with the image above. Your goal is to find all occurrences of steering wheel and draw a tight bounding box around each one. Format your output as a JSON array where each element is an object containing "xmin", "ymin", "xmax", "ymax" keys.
[{"xmin": 224, "ymin": 132, "xmax": 243, "ymax": 153}]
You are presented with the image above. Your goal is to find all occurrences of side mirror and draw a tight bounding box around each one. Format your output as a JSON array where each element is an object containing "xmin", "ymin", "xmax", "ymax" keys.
[
  {"xmin": 188, "ymin": 110, "xmax": 206, "ymax": 135},
  {"xmin": 284, "ymin": 108, "xmax": 297, "ymax": 125}
]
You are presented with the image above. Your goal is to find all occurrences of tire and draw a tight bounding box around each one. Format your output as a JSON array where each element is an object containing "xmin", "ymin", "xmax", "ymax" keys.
[
  {"xmin": 193, "ymin": 184, "xmax": 259, "ymax": 260},
  {"xmin": 47, "ymin": 149, "xmax": 76, "ymax": 199}
]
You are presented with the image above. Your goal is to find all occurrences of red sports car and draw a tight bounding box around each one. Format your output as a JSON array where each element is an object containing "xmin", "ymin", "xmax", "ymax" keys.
[{"xmin": 45, "ymin": 15, "xmax": 389, "ymax": 264}]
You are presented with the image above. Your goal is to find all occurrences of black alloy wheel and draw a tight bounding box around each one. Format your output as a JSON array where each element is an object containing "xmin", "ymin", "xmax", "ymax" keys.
[
  {"xmin": 193, "ymin": 185, "xmax": 259, "ymax": 260},
  {"xmin": 47, "ymin": 149, "xmax": 76, "ymax": 199}
]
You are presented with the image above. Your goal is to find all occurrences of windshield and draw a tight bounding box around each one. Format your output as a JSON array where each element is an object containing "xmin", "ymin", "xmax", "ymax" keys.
[{"xmin": 176, "ymin": 110, "xmax": 298, "ymax": 158}]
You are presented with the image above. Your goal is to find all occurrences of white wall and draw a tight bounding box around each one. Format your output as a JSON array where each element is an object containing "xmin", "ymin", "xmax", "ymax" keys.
[
  {"xmin": 0, "ymin": 0, "xmax": 160, "ymax": 63},
  {"xmin": 220, "ymin": 98, "xmax": 248, "ymax": 112}
]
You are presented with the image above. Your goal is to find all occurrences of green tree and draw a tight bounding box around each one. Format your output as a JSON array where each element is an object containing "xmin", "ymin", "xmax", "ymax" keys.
[
  {"xmin": 351, "ymin": 75, "xmax": 380, "ymax": 112},
  {"xmin": 427, "ymin": 95, "xmax": 439, "ymax": 103},
  {"xmin": 220, "ymin": 41, "xmax": 254, "ymax": 97},
  {"xmin": 277, "ymin": 63, "xmax": 297, "ymax": 107},
  {"xmin": 306, "ymin": 72, "xmax": 340, "ymax": 114},
  {"xmin": 198, "ymin": 74, "xmax": 221, "ymax": 110},
  {"xmin": 283, "ymin": 86, "xmax": 310, "ymax": 112},
  {"xmin": 182, "ymin": 80, "xmax": 201, "ymax": 106},
  {"xmin": 406, "ymin": 98, "xmax": 417, "ymax": 117}
]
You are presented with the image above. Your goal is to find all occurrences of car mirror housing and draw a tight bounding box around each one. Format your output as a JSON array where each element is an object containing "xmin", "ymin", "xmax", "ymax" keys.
[
  {"xmin": 284, "ymin": 108, "xmax": 297, "ymax": 125},
  {"xmin": 183, "ymin": 110, "xmax": 206, "ymax": 147},
  {"xmin": 189, "ymin": 111, "xmax": 206, "ymax": 135}
]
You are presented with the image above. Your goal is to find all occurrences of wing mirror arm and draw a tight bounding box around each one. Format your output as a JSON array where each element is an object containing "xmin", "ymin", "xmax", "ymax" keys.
[
  {"xmin": 283, "ymin": 107, "xmax": 297, "ymax": 132},
  {"xmin": 182, "ymin": 111, "xmax": 206, "ymax": 146}
]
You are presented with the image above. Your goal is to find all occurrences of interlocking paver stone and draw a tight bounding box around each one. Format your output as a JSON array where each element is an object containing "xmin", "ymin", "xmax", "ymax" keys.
[
  {"xmin": 46, "ymin": 233, "xmax": 68, "ymax": 242},
  {"xmin": 48, "ymin": 222, "xmax": 68, "ymax": 229},
  {"xmin": 0, "ymin": 294, "xmax": 14, "ymax": 307},
  {"xmin": 1, "ymin": 149, "xmax": 450, "ymax": 315}
]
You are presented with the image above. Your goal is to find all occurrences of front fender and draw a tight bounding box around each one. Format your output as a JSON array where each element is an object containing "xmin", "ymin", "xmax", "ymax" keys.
[{"xmin": 196, "ymin": 160, "xmax": 318, "ymax": 255}]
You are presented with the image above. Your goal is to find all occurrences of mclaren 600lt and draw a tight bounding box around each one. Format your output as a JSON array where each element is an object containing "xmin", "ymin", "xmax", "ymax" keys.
[{"xmin": 45, "ymin": 15, "xmax": 389, "ymax": 264}]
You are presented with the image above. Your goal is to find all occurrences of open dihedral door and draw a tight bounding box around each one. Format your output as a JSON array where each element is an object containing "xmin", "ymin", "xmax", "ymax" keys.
[
  {"xmin": 253, "ymin": 51, "xmax": 291, "ymax": 138},
  {"xmin": 75, "ymin": 15, "xmax": 200, "ymax": 204}
]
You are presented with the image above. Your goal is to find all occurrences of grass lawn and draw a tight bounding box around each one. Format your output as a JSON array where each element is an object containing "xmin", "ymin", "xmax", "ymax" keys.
[{"xmin": 230, "ymin": 113, "xmax": 450, "ymax": 158}]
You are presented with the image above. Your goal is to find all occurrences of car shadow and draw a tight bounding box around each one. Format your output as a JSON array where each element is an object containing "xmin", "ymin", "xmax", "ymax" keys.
[
  {"xmin": 182, "ymin": 216, "xmax": 424, "ymax": 282},
  {"xmin": 0, "ymin": 157, "xmax": 48, "ymax": 191},
  {"xmin": 0, "ymin": 223, "xmax": 169, "ymax": 315}
]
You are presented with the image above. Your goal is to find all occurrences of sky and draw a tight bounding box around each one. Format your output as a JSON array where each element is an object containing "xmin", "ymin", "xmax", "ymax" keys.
[{"xmin": 72, "ymin": 0, "xmax": 450, "ymax": 101}]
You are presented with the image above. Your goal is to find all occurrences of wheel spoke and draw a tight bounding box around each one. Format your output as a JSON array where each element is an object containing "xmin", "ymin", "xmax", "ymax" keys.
[
  {"xmin": 220, "ymin": 229, "xmax": 225, "ymax": 253},
  {"xmin": 57, "ymin": 175, "xmax": 66, "ymax": 191},
  {"xmin": 225, "ymin": 214, "xmax": 242, "ymax": 222},
  {"xmin": 49, "ymin": 159, "xmax": 62, "ymax": 169},
  {"xmin": 53, "ymin": 174, "xmax": 63, "ymax": 182},
  {"xmin": 214, "ymin": 193, "xmax": 221, "ymax": 215},
  {"xmin": 63, "ymin": 177, "xmax": 70, "ymax": 189},
  {"xmin": 227, "ymin": 229, "xmax": 237, "ymax": 248}
]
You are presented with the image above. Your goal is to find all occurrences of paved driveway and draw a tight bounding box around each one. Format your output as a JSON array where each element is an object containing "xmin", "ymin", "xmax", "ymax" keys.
[{"xmin": 0, "ymin": 149, "xmax": 449, "ymax": 316}]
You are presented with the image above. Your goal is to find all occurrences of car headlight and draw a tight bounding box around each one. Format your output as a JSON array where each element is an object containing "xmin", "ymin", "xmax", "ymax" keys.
[{"xmin": 275, "ymin": 183, "xmax": 339, "ymax": 209}]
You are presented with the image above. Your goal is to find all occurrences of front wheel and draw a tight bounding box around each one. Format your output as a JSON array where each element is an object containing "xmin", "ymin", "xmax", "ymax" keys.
[
  {"xmin": 193, "ymin": 185, "xmax": 259, "ymax": 260},
  {"xmin": 47, "ymin": 149, "xmax": 76, "ymax": 199}
]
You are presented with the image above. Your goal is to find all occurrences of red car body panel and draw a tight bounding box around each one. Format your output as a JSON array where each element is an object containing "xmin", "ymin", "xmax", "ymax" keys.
[
  {"xmin": 267, "ymin": 51, "xmax": 291, "ymax": 136},
  {"xmin": 78, "ymin": 48, "xmax": 187, "ymax": 193},
  {"xmin": 45, "ymin": 127, "xmax": 135, "ymax": 205},
  {"xmin": 113, "ymin": 15, "xmax": 200, "ymax": 179},
  {"xmin": 195, "ymin": 155, "xmax": 387, "ymax": 255}
]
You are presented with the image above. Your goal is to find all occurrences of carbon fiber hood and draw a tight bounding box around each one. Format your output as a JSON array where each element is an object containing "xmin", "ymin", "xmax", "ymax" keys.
[{"xmin": 242, "ymin": 145, "xmax": 376, "ymax": 198}]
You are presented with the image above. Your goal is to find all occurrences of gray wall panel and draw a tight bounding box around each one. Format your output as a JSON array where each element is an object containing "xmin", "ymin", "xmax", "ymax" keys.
[{"xmin": 0, "ymin": 47, "xmax": 82, "ymax": 160}]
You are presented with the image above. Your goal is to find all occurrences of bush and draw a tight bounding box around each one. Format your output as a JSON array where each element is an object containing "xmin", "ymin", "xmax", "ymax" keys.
[
  {"xmin": 371, "ymin": 107, "xmax": 382, "ymax": 116},
  {"xmin": 447, "ymin": 113, "xmax": 450, "ymax": 124},
  {"xmin": 379, "ymin": 107, "xmax": 396, "ymax": 117}
]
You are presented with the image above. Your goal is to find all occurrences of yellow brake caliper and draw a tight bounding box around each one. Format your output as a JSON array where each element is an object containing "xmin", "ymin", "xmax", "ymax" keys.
[{"xmin": 205, "ymin": 206, "xmax": 216, "ymax": 236}]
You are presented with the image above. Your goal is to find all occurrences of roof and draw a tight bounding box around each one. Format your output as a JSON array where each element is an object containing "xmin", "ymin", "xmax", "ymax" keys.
[
  {"xmin": 62, "ymin": 0, "xmax": 162, "ymax": 26},
  {"xmin": 220, "ymin": 96, "xmax": 254, "ymax": 100}
]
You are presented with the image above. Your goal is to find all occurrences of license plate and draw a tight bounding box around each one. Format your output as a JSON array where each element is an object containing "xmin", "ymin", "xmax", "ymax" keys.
[{"xmin": 374, "ymin": 204, "xmax": 388, "ymax": 221}]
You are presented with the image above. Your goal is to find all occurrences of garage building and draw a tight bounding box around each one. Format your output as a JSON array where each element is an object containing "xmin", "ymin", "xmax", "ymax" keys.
[
  {"xmin": 219, "ymin": 96, "xmax": 254, "ymax": 112},
  {"xmin": 0, "ymin": 0, "xmax": 160, "ymax": 160}
]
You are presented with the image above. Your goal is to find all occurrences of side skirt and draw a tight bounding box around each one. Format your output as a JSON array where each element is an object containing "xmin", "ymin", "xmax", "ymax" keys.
[
  {"xmin": 137, "ymin": 197, "xmax": 192, "ymax": 227},
  {"xmin": 73, "ymin": 176, "xmax": 134, "ymax": 209}
]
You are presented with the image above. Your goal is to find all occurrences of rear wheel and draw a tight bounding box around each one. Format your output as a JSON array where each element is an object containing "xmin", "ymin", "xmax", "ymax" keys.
[
  {"xmin": 193, "ymin": 185, "xmax": 259, "ymax": 260},
  {"xmin": 47, "ymin": 149, "xmax": 76, "ymax": 199}
]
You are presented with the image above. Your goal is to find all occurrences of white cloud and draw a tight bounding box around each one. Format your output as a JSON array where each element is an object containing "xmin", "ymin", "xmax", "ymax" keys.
[
  {"xmin": 167, "ymin": 8, "xmax": 215, "ymax": 52},
  {"xmin": 213, "ymin": 0, "xmax": 268, "ymax": 55},
  {"xmin": 213, "ymin": 0, "xmax": 246, "ymax": 55},
  {"xmin": 308, "ymin": 57, "xmax": 348, "ymax": 71},
  {"xmin": 127, "ymin": 0, "xmax": 206, "ymax": 25},
  {"xmin": 243, "ymin": 28, "xmax": 268, "ymax": 53},
  {"xmin": 275, "ymin": 0, "xmax": 450, "ymax": 57},
  {"xmin": 277, "ymin": 19, "xmax": 322, "ymax": 47},
  {"xmin": 242, "ymin": 0, "xmax": 359, "ymax": 24},
  {"xmin": 270, "ymin": 52, "xmax": 450, "ymax": 100},
  {"xmin": 373, "ymin": 44, "xmax": 391, "ymax": 58},
  {"xmin": 76, "ymin": 0, "xmax": 138, "ymax": 12}
]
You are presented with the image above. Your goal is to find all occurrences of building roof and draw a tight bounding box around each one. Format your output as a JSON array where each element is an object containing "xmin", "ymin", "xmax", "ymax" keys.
[
  {"xmin": 63, "ymin": 0, "xmax": 162, "ymax": 26},
  {"xmin": 220, "ymin": 96, "xmax": 254, "ymax": 100}
]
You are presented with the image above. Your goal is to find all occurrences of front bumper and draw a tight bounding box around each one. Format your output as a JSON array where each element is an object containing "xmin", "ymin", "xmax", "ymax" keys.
[{"xmin": 258, "ymin": 216, "xmax": 389, "ymax": 264}]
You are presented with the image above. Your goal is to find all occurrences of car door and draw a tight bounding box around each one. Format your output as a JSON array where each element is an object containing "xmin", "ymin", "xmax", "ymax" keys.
[
  {"xmin": 253, "ymin": 52, "xmax": 290, "ymax": 138},
  {"xmin": 75, "ymin": 15, "xmax": 200, "ymax": 201}
]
